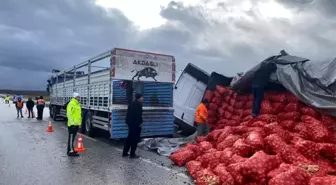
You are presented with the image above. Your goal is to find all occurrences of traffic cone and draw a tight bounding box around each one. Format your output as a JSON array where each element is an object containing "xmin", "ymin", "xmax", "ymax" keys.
[
  {"xmin": 46, "ymin": 122, "xmax": 53, "ymax": 132},
  {"xmin": 75, "ymin": 134, "xmax": 86, "ymax": 152}
]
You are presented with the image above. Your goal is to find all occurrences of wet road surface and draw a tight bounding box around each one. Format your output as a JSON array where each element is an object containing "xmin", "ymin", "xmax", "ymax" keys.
[{"xmin": 0, "ymin": 101, "xmax": 193, "ymax": 185}]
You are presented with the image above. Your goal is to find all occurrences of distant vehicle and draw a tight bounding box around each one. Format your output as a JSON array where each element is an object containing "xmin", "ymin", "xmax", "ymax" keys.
[{"xmin": 47, "ymin": 48, "xmax": 176, "ymax": 139}]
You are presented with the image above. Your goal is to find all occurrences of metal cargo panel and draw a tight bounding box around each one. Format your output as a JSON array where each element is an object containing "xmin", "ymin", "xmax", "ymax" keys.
[
  {"xmin": 110, "ymin": 109, "xmax": 174, "ymax": 139},
  {"xmin": 112, "ymin": 80, "xmax": 173, "ymax": 107}
]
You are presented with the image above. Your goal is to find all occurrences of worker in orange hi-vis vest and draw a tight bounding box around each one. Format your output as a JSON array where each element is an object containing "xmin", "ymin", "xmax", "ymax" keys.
[
  {"xmin": 15, "ymin": 97, "xmax": 24, "ymax": 118},
  {"xmin": 36, "ymin": 96, "xmax": 45, "ymax": 120},
  {"xmin": 194, "ymin": 99, "xmax": 209, "ymax": 136}
]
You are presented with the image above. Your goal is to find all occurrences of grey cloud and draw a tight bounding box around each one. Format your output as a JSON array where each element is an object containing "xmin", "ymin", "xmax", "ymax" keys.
[
  {"xmin": 276, "ymin": 0, "xmax": 336, "ymax": 16},
  {"xmin": 0, "ymin": 0, "xmax": 335, "ymax": 90}
]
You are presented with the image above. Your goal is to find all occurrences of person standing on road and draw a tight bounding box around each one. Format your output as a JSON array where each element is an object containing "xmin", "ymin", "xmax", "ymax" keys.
[
  {"xmin": 5, "ymin": 95, "xmax": 10, "ymax": 104},
  {"xmin": 251, "ymin": 61, "xmax": 277, "ymax": 118},
  {"xmin": 195, "ymin": 99, "xmax": 209, "ymax": 136},
  {"xmin": 122, "ymin": 93, "xmax": 143, "ymax": 159},
  {"xmin": 36, "ymin": 96, "xmax": 45, "ymax": 120},
  {"xmin": 66, "ymin": 92, "xmax": 82, "ymax": 157},
  {"xmin": 15, "ymin": 97, "xmax": 24, "ymax": 118},
  {"xmin": 26, "ymin": 97, "xmax": 35, "ymax": 118}
]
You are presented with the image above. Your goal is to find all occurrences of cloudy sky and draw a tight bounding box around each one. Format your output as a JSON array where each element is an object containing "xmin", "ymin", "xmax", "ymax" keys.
[{"xmin": 0, "ymin": 0, "xmax": 335, "ymax": 90}]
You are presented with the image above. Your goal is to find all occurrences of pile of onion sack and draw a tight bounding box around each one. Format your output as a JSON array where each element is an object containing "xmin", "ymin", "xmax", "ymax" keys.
[{"xmin": 170, "ymin": 86, "xmax": 336, "ymax": 185}]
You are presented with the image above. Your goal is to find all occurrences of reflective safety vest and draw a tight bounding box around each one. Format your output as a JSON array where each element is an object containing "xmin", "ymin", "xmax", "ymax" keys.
[
  {"xmin": 37, "ymin": 99, "xmax": 45, "ymax": 105},
  {"xmin": 195, "ymin": 103, "xmax": 208, "ymax": 124},
  {"xmin": 5, "ymin": 97, "xmax": 9, "ymax": 101},
  {"xmin": 17, "ymin": 101, "xmax": 23, "ymax": 109},
  {"xmin": 66, "ymin": 98, "xmax": 82, "ymax": 127}
]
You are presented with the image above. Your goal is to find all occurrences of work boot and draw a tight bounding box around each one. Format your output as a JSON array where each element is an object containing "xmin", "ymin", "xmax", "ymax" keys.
[
  {"xmin": 68, "ymin": 152, "xmax": 79, "ymax": 157},
  {"xmin": 122, "ymin": 153, "xmax": 129, "ymax": 157},
  {"xmin": 130, "ymin": 154, "xmax": 140, "ymax": 159}
]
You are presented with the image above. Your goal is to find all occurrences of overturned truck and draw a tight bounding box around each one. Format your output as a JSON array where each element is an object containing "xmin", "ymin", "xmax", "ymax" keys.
[{"xmin": 170, "ymin": 51, "xmax": 336, "ymax": 185}]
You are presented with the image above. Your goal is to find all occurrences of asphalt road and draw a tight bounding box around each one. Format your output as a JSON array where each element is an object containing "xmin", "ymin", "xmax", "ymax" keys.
[{"xmin": 0, "ymin": 100, "xmax": 193, "ymax": 185}]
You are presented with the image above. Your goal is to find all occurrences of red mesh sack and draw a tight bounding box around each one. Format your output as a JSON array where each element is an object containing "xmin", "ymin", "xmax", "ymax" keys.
[
  {"xmin": 280, "ymin": 144, "xmax": 311, "ymax": 165},
  {"xmin": 242, "ymin": 115, "xmax": 253, "ymax": 122},
  {"xmin": 216, "ymin": 135, "xmax": 240, "ymax": 151},
  {"xmin": 302, "ymin": 115, "xmax": 332, "ymax": 142},
  {"xmin": 272, "ymin": 102, "xmax": 285, "ymax": 113},
  {"xmin": 226, "ymin": 120, "xmax": 239, "ymax": 126},
  {"xmin": 216, "ymin": 85, "xmax": 227, "ymax": 95},
  {"xmin": 260, "ymin": 100, "xmax": 274, "ymax": 114},
  {"xmin": 321, "ymin": 114, "xmax": 336, "ymax": 125},
  {"xmin": 169, "ymin": 149, "xmax": 196, "ymax": 166},
  {"xmin": 236, "ymin": 151, "xmax": 281, "ymax": 184},
  {"xmin": 199, "ymin": 150, "xmax": 223, "ymax": 168},
  {"xmin": 185, "ymin": 143, "xmax": 200, "ymax": 152},
  {"xmin": 279, "ymin": 120, "xmax": 295, "ymax": 130},
  {"xmin": 256, "ymin": 114, "xmax": 278, "ymax": 123},
  {"xmin": 195, "ymin": 168, "xmax": 221, "ymax": 185},
  {"xmin": 318, "ymin": 143, "xmax": 336, "ymax": 160},
  {"xmin": 221, "ymin": 102, "xmax": 229, "ymax": 109},
  {"xmin": 268, "ymin": 93, "xmax": 287, "ymax": 103},
  {"xmin": 196, "ymin": 136, "xmax": 208, "ymax": 143},
  {"xmin": 223, "ymin": 111, "xmax": 233, "ymax": 119},
  {"xmin": 218, "ymin": 119, "xmax": 228, "ymax": 126},
  {"xmin": 277, "ymin": 112, "xmax": 300, "ymax": 121},
  {"xmin": 293, "ymin": 122, "xmax": 311, "ymax": 139},
  {"xmin": 236, "ymin": 95, "xmax": 249, "ymax": 101},
  {"xmin": 186, "ymin": 160, "xmax": 202, "ymax": 178},
  {"xmin": 242, "ymin": 110, "xmax": 251, "ymax": 118},
  {"xmin": 208, "ymin": 110, "xmax": 217, "ymax": 117},
  {"xmin": 309, "ymin": 176, "xmax": 336, "ymax": 185},
  {"xmin": 264, "ymin": 122, "xmax": 293, "ymax": 143},
  {"xmin": 199, "ymin": 141, "xmax": 213, "ymax": 152},
  {"xmin": 208, "ymin": 129, "xmax": 225, "ymax": 142},
  {"xmin": 300, "ymin": 106, "xmax": 319, "ymax": 118},
  {"xmin": 231, "ymin": 115, "xmax": 241, "ymax": 123},
  {"xmin": 217, "ymin": 127, "xmax": 234, "ymax": 143},
  {"xmin": 249, "ymin": 120, "xmax": 267, "ymax": 127},
  {"xmin": 212, "ymin": 97, "xmax": 222, "ymax": 106},
  {"xmin": 234, "ymin": 101, "xmax": 244, "ymax": 109},
  {"xmin": 229, "ymin": 99, "xmax": 235, "ymax": 106},
  {"xmin": 207, "ymin": 117, "xmax": 218, "ymax": 125},
  {"xmin": 213, "ymin": 91, "xmax": 221, "ymax": 98},
  {"xmin": 245, "ymin": 131, "xmax": 265, "ymax": 150},
  {"xmin": 268, "ymin": 166, "xmax": 311, "ymax": 185},
  {"xmin": 220, "ymin": 148, "xmax": 243, "ymax": 166},
  {"xmin": 208, "ymin": 103, "xmax": 218, "ymax": 111},
  {"xmin": 286, "ymin": 93, "xmax": 300, "ymax": 103},
  {"xmin": 232, "ymin": 139, "xmax": 254, "ymax": 157},
  {"xmin": 264, "ymin": 134, "xmax": 287, "ymax": 154},
  {"xmin": 233, "ymin": 109, "xmax": 244, "ymax": 117},
  {"xmin": 203, "ymin": 90, "xmax": 214, "ymax": 101},
  {"xmin": 223, "ymin": 96, "xmax": 230, "ymax": 103},
  {"xmin": 292, "ymin": 138, "xmax": 320, "ymax": 161},
  {"xmin": 232, "ymin": 126, "xmax": 249, "ymax": 135},
  {"xmin": 267, "ymin": 163, "xmax": 292, "ymax": 181},
  {"xmin": 245, "ymin": 100, "xmax": 253, "ymax": 109},
  {"xmin": 226, "ymin": 163, "xmax": 245, "ymax": 185},
  {"xmin": 227, "ymin": 105, "xmax": 234, "ymax": 113},
  {"xmin": 283, "ymin": 102, "xmax": 300, "ymax": 112},
  {"xmin": 213, "ymin": 164, "xmax": 235, "ymax": 185},
  {"xmin": 216, "ymin": 108, "xmax": 224, "ymax": 118}
]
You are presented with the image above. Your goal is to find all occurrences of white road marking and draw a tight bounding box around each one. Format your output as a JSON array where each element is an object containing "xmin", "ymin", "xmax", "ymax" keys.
[{"xmin": 60, "ymin": 126, "xmax": 189, "ymax": 180}]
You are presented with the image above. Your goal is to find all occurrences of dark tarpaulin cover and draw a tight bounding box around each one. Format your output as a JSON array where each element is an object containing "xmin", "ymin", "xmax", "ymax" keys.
[{"xmin": 231, "ymin": 51, "xmax": 336, "ymax": 117}]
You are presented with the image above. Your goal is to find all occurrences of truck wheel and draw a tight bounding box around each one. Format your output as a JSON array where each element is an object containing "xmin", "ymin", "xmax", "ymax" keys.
[
  {"xmin": 85, "ymin": 112, "xmax": 94, "ymax": 137},
  {"xmin": 52, "ymin": 107, "xmax": 58, "ymax": 121}
]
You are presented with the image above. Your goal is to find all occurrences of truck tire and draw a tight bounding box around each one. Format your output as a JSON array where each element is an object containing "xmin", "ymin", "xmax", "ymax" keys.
[
  {"xmin": 52, "ymin": 107, "xmax": 58, "ymax": 121},
  {"xmin": 84, "ymin": 112, "xmax": 95, "ymax": 137}
]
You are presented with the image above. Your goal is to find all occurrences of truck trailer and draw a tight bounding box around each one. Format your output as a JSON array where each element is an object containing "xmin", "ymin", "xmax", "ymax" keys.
[{"xmin": 47, "ymin": 48, "xmax": 176, "ymax": 139}]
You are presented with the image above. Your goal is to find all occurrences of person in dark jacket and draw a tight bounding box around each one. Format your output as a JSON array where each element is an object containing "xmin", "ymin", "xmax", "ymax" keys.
[
  {"xmin": 26, "ymin": 97, "xmax": 35, "ymax": 118},
  {"xmin": 36, "ymin": 96, "xmax": 45, "ymax": 120},
  {"xmin": 251, "ymin": 61, "xmax": 277, "ymax": 117},
  {"xmin": 122, "ymin": 93, "xmax": 143, "ymax": 159}
]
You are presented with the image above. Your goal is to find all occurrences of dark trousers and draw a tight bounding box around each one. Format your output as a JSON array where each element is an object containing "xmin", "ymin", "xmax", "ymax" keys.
[
  {"xmin": 67, "ymin": 126, "xmax": 79, "ymax": 153},
  {"xmin": 16, "ymin": 108, "xmax": 23, "ymax": 117},
  {"xmin": 28, "ymin": 108, "xmax": 33, "ymax": 118},
  {"xmin": 37, "ymin": 107, "xmax": 44, "ymax": 120},
  {"xmin": 123, "ymin": 125, "xmax": 141, "ymax": 156},
  {"xmin": 252, "ymin": 85, "xmax": 265, "ymax": 117}
]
